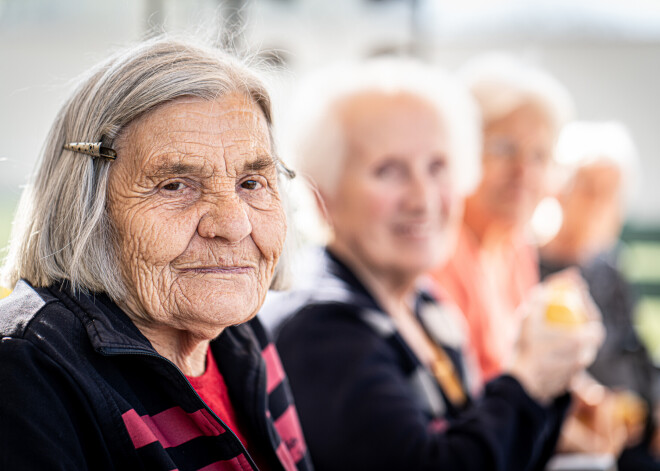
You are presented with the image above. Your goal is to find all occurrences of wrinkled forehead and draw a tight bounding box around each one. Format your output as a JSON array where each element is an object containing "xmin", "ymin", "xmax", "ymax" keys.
[{"xmin": 116, "ymin": 94, "xmax": 272, "ymax": 174}]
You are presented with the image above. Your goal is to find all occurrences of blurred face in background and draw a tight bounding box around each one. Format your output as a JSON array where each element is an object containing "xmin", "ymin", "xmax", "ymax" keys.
[
  {"xmin": 322, "ymin": 92, "xmax": 461, "ymax": 281},
  {"xmin": 559, "ymin": 161, "xmax": 624, "ymax": 258},
  {"xmin": 467, "ymin": 103, "xmax": 554, "ymax": 230}
]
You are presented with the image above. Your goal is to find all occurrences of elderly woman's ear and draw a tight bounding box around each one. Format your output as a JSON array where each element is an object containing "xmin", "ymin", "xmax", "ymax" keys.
[{"xmin": 309, "ymin": 182, "xmax": 334, "ymax": 228}]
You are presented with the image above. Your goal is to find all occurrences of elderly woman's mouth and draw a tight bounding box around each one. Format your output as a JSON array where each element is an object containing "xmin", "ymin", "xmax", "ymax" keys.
[
  {"xmin": 178, "ymin": 266, "xmax": 255, "ymax": 275},
  {"xmin": 392, "ymin": 221, "xmax": 435, "ymax": 238}
]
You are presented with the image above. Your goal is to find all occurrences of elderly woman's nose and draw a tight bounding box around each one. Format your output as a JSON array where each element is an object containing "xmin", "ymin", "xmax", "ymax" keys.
[
  {"xmin": 403, "ymin": 172, "xmax": 432, "ymax": 211},
  {"xmin": 197, "ymin": 195, "xmax": 252, "ymax": 242}
]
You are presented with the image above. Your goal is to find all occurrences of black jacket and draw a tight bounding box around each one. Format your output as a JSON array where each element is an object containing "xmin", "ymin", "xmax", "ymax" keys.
[
  {"xmin": 0, "ymin": 280, "xmax": 312, "ymax": 471},
  {"xmin": 264, "ymin": 250, "xmax": 569, "ymax": 471}
]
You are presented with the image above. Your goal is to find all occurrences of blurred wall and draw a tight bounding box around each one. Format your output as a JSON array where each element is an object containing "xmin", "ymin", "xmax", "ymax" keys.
[{"xmin": 1, "ymin": 0, "xmax": 658, "ymax": 228}]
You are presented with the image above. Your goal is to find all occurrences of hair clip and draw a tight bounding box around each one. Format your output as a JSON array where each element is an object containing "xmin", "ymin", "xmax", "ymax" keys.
[{"xmin": 63, "ymin": 142, "xmax": 116, "ymax": 160}]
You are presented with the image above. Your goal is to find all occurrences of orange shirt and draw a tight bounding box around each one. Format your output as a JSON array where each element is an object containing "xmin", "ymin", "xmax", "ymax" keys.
[{"xmin": 429, "ymin": 224, "xmax": 539, "ymax": 381}]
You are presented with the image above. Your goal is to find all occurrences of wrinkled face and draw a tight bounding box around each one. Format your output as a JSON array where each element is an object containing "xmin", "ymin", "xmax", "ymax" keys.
[
  {"xmin": 107, "ymin": 94, "xmax": 286, "ymax": 336},
  {"xmin": 469, "ymin": 104, "xmax": 554, "ymax": 228},
  {"xmin": 324, "ymin": 92, "xmax": 460, "ymax": 279}
]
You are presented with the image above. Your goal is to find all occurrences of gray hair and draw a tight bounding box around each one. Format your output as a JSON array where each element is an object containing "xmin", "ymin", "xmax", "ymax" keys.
[
  {"xmin": 282, "ymin": 58, "xmax": 482, "ymax": 200},
  {"xmin": 459, "ymin": 53, "xmax": 574, "ymax": 138},
  {"xmin": 2, "ymin": 34, "xmax": 293, "ymax": 299}
]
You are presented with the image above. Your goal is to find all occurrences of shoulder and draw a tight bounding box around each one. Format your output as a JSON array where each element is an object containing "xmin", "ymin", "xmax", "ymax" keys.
[
  {"xmin": 275, "ymin": 300, "xmax": 410, "ymax": 386},
  {"xmin": 0, "ymin": 280, "xmax": 74, "ymax": 339},
  {"xmin": 0, "ymin": 284, "xmax": 92, "ymax": 416},
  {"xmin": 0, "ymin": 281, "xmax": 96, "ymax": 386},
  {"xmin": 278, "ymin": 300, "xmax": 379, "ymax": 343}
]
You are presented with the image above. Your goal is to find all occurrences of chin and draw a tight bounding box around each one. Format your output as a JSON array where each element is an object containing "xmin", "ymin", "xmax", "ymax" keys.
[
  {"xmin": 402, "ymin": 238, "xmax": 446, "ymax": 262},
  {"xmin": 393, "ymin": 256, "xmax": 437, "ymax": 278},
  {"xmin": 189, "ymin": 304, "xmax": 260, "ymax": 332},
  {"xmin": 176, "ymin": 287, "xmax": 263, "ymax": 325}
]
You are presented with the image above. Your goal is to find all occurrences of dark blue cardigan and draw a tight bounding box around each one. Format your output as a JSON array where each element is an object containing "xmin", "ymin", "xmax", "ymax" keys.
[{"xmin": 266, "ymin": 250, "xmax": 569, "ymax": 471}]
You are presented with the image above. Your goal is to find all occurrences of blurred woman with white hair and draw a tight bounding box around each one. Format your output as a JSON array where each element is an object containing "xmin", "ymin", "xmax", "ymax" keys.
[
  {"xmin": 542, "ymin": 121, "xmax": 640, "ymax": 265},
  {"xmin": 540, "ymin": 121, "xmax": 660, "ymax": 470},
  {"xmin": 262, "ymin": 58, "xmax": 603, "ymax": 471}
]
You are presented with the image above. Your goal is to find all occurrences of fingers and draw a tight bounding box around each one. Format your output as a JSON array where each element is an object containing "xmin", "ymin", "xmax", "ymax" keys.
[
  {"xmin": 545, "ymin": 270, "xmax": 603, "ymax": 323},
  {"xmin": 508, "ymin": 276, "xmax": 605, "ymax": 404},
  {"xmin": 509, "ymin": 318, "xmax": 604, "ymax": 403},
  {"xmin": 579, "ymin": 286, "xmax": 603, "ymax": 322}
]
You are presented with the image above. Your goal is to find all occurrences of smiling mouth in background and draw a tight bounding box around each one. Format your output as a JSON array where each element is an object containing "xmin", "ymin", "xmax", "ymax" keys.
[{"xmin": 392, "ymin": 221, "xmax": 438, "ymax": 239}]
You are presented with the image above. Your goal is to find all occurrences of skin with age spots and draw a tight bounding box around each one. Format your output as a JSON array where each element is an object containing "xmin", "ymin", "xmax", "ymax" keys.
[{"xmin": 107, "ymin": 94, "xmax": 286, "ymax": 376}]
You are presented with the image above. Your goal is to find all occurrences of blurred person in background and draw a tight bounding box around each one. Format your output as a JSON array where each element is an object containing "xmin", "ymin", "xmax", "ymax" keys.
[
  {"xmin": 428, "ymin": 53, "xmax": 644, "ymax": 463},
  {"xmin": 428, "ymin": 53, "xmax": 575, "ymax": 382},
  {"xmin": 0, "ymin": 35, "xmax": 311, "ymax": 470},
  {"xmin": 262, "ymin": 59, "xmax": 604, "ymax": 471},
  {"xmin": 540, "ymin": 121, "xmax": 660, "ymax": 470}
]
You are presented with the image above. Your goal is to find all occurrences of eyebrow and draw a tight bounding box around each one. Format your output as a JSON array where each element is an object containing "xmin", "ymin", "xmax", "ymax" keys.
[
  {"xmin": 148, "ymin": 161, "xmax": 211, "ymax": 178},
  {"xmin": 147, "ymin": 155, "xmax": 276, "ymax": 179},
  {"xmin": 242, "ymin": 155, "xmax": 276, "ymax": 173}
]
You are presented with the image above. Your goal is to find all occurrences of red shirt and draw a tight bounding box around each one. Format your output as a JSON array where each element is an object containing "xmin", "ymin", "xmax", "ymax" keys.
[{"xmin": 187, "ymin": 348, "xmax": 271, "ymax": 470}]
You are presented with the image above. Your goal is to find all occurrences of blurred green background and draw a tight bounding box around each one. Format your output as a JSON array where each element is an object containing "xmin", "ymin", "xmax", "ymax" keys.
[{"xmin": 622, "ymin": 230, "xmax": 660, "ymax": 364}]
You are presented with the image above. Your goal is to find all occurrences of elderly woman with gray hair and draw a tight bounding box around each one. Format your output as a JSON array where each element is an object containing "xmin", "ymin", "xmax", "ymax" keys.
[
  {"xmin": 428, "ymin": 53, "xmax": 579, "ymax": 383},
  {"xmin": 263, "ymin": 59, "xmax": 604, "ymax": 471},
  {"xmin": 0, "ymin": 36, "xmax": 311, "ymax": 471}
]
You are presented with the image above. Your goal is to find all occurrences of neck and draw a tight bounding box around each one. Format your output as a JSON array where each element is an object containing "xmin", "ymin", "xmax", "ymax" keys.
[
  {"xmin": 117, "ymin": 299, "xmax": 219, "ymax": 377},
  {"xmin": 463, "ymin": 204, "xmax": 517, "ymax": 253},
  {"xmin": 143, "ymin": 323, "xmax": 211, "ymax": 377},
  {"xmin": 328, "ymin": 242, "xmax": 417, "ymax": 318},
  {"xmin": 129, "ymin": 316, "xmax": 212, "ymax": 377}
]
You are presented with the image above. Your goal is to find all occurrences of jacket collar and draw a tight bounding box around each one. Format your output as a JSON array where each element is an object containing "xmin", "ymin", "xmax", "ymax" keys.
[
  {"xmin": 322, "ymin": 248, "xmax": 385, "ymax": 313},
  {"xmin": 47, "ymin": 281, "xmax": 264, "ymax": 364},
  {"xmin": 45, "ymin": 281, "xmax": 157, "ymax": 354},
  {"xmin": 324, "ymin": 248, "xmax": 437, "ymax": 318}
]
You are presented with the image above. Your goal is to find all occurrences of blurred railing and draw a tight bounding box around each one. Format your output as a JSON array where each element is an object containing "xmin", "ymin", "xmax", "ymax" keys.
[{"xmin": 621, "ymin": 224, "xmax": 660, "ymax": 364}]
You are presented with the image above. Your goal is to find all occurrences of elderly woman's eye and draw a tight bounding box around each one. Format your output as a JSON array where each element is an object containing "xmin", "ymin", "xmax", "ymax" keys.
[
  {"xmin": 429, "ymin": 158, "xmax": 447, "ymax": 175},
  {"xmin": 161, "ymin": 182, "xmax": 186, "ymax": 192},
  {"xmin": 374, "ymin": 160, "xmax": 405, "ymax": 179},
  {"xmin": 240, "ymin": 179, "xmax": 262, "ymax": 190},
  {"xmin": 486, "ymin": 138, "xmax": 516, "ymax": 159}
]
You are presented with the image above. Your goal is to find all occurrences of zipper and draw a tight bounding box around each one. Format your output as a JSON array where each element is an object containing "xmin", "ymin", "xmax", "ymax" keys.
[{"xmin": 98, "ymin": 347, "xmax": 260, "ymax": 471}]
